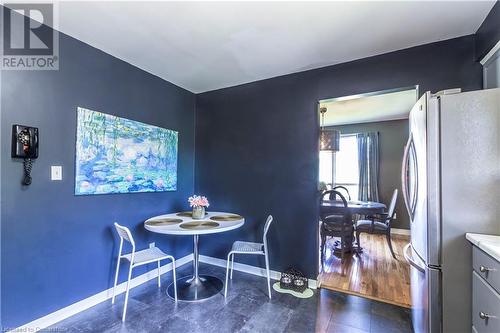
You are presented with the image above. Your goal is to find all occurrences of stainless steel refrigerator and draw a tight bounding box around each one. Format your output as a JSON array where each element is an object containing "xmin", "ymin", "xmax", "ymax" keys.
[{"xmin": 402, "ymin": 88, "xmax": 500, "ymax": 333}]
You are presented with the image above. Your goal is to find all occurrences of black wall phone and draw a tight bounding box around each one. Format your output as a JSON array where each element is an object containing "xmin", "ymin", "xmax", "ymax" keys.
[{"xmin": 11, "ymin": 125, "xmax": 39, "ymax": 185}]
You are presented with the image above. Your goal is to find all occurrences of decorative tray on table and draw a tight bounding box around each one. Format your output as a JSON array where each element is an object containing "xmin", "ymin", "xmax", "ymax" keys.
[
  {"xmin": 210, "ymin": 214, "xmax": 243, "ymax": 222},
  {"xmin": 145, "ymin": 218, "xmax": 183, "ymax": 226},
  {"xmin": 179, "ymin": 221, "xmax": 220, "ymax": 230}
]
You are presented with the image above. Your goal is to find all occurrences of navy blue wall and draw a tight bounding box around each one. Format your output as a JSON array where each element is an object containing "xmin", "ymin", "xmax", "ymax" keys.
[
  {"xmin": 475, "ymin": 0, "xmax": 500, "ymax": 60},
  {"xmin": 195, "ymin": 35, "xmax": 482, "ymax": 279},
  {"xmin": 1, "ymin": 32, "xmax": 196, "ymax": 327}
]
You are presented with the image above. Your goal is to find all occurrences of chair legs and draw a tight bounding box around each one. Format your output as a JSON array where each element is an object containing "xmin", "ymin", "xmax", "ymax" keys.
[
  {"xmin": 320, "ymin": 230, "xmax": 326, "ymax": 270},
  {"xmin": 264, "ymin": 252, "xmax": 271, "ymax": 299},
  {"xmin": 340, "ymin": 236, "xmax": 346, "ymax": 262},
  {"xmin": 225, "ymin": 251, "xmax": 271, "ymax": 299},
  {"xmin": 112, "ymin": 257, "xmax": 121, "ymax": 304},
  {"xmin": 386, "ymin": 232, "xmax": 397, "ymax": 259},
  {"xmin": 224, "ymin": 252, "xmax": 232, "ymax": 298},
  {"xmin": 230, "ymin": 253, "xmax": 235, "ymax": 279},
  {"xmin": 116, "ymin": 257, "xmax": 177, "ymax": 322},
  {"xmin": 356, "ymin": 230, "xmax": 361, "ymax": 249},
  {"xmin": 356, "ymin": 230, "xmax": 396, "ymax": 259},
  {"xmin": 157, "ymin": 261, "xmax": 161, "ymax": 287},
  {"xmin": 169, "ymin": 256, "xmax": 178, "ymax": 302},
  {"xmin": 122, "ymin": 263, "xmax": 133, "ymax": 322}
]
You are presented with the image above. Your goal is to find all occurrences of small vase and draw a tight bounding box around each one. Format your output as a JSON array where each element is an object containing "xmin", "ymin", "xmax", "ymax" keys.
[{"xmin": 192, "ymin": 206, "xmax": 205, "ymax": 219}]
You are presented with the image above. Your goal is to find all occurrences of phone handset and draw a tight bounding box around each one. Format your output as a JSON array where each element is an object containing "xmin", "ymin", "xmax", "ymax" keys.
[{"xmin": 18, "ymin": 129, "xmax": 33, "ymax": 156}]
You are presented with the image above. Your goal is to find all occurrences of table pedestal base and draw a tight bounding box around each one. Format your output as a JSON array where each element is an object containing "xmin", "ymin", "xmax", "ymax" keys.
[
  {"xmin": 168, "ymin": 275, "xmax": 223, "ymax": 302},
  {"xmin": 332, "ymin": 240, "xmax": 363, "ymax": 254},
  {"xmin": 167, "ymin": 235, "xmax": 223, "ymax": 301}
]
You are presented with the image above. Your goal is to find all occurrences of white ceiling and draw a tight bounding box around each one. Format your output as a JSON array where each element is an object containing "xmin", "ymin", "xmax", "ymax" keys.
[
  {"xmin": 320, "ymin": 88, "xmax": 417, "ymax": 126},
  {"xmin": 41, "ymin": 1, "xmax": 497, "ymax": 92}
]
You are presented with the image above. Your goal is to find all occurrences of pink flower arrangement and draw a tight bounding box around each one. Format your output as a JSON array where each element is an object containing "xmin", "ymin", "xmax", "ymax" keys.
[{"xmin": 188, "ymin": 195, "xmax": 210, "ymax": 208}]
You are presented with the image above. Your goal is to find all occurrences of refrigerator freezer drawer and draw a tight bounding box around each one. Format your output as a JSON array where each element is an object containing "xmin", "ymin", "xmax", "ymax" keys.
[
  {"xmin": 473, "ymin": 246, "xmax": 500, "ymax": 294},
  {"xmin": 472, "ymin": 271, "xmax": 500, "ymax": 333},
  {"xmin": 410, "ymin": 263, "xmax": 442, "ymax": 333},
  {"xmin": 405, "ymin": 244, "xmax": 441, "ymax": 333}
]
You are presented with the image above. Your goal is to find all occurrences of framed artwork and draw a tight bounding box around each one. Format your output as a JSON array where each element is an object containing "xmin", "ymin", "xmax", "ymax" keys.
[{"xmin": 75, "ymin": 107, "xmax": 178, "ymax": 195}]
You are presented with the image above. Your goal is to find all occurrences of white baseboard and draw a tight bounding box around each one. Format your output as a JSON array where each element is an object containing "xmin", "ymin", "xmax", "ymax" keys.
[
  {"xmin": 9, "ymin": 254, "xmax": 193, "ymax": 333},
  {"xmin": 11, "ymin": 252, "xmax": 318, "ymax": 332},
  {"xmin": 391, "ymin": 228, "xmax": 410, "ymax": 236},
  {"xmin": 199, "ymin": 254, "xmax": 318, "ymax": 289}
]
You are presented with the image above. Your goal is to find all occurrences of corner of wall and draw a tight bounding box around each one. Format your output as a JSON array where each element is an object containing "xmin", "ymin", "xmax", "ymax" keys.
[
  {"xmin": 193, "ymin": 95, "xmax": 198, "ymax": 195},
  {"xmin": 474, "ymin": 0, "xmax": 500, "ymax": 61}
]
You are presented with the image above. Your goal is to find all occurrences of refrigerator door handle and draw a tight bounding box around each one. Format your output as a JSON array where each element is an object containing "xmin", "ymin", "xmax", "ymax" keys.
[
  {"xmin": 404, "ymin": 243, "xmax": 425, "ymax": 273},
  {"xmin": 401, "ymin": 135, "xmax": 412, "ymax": 219}
]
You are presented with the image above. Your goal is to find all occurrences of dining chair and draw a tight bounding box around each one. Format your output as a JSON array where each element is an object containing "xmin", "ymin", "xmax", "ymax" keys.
[
  {"xmin": 320, "ymin": 190, "xmax": 354, "ymax": 264},
  {"xmin": 355, "ymin": 189, "xmax": 398, "ymax": 259},
  {"xmin": 112, "ymin": 222, "xmax": 177, "ymax": 322},
  {"xmin": 224, "ymin": 215, "xmax": 273, "ymax": 299},
  {"xmin": 329, "ymin": 185, "xmax": 352, "ymax": 201}
]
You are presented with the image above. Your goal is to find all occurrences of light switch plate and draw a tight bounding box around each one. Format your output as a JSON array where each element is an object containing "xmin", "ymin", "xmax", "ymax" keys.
[{"xmin": 51, "ymin": 166, "xmax": 62, "ymax": 180}]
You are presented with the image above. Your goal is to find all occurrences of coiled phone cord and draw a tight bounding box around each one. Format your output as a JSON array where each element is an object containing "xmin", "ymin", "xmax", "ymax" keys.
[{"xmin": 23, "ymin": 158, "xmax": 33, "ymax": 185}]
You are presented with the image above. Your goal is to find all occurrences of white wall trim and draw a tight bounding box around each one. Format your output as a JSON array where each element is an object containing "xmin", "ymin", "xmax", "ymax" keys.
[
  {"xmin": 480, "ymin": 39, "xmax": 500, "ymax": 66},
  {"xmin": 391, "ymin": 228, "xmax": 410, "ymax": 236},
  {"xmin": 9, "ymin": 254, "xmax": 193, "ymax": 333},
  {"xmin": 199, "ymin": 254, "xmax": 318, "ymax": 289}
]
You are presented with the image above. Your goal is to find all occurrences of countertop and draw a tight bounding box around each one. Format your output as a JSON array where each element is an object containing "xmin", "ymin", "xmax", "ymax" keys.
[{"xmin": 466, "ymin": 233, "xmax": 500, "ymax": 262}]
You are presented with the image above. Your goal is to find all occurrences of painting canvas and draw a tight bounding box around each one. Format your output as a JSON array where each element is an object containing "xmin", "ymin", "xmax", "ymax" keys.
[{"xmin": 75, "ymin": 107, "xmax": 178, "ymax": 195}]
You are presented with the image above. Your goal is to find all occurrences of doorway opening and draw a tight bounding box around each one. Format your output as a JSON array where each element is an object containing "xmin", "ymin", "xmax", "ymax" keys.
[{"xmin": 317, "ymin": 86, "xmax": 417, "ymax": 308}]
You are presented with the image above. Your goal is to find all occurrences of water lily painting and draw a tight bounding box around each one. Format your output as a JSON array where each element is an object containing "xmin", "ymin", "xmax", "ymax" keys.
[{"xmin": 75, "ymin": 107, "xmax": 178, "ymax": 195}]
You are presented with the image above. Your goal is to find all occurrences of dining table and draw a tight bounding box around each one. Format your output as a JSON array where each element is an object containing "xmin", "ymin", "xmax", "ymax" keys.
[
  {"xmin": 321, "ymin": 199, "xmax": 386, "ymax": 216},
  {"xmin": 320, "ymin": 199, "xmax": 386, "ymax": 253},
  {"xmin": 144, "ymin": 211, "xmax": 244, "ymax": 301}
]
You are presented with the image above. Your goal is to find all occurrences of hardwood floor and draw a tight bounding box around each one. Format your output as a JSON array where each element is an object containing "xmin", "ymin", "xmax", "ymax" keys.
[{"xmin": 319, "ymin": 233, "xmax": 411, "ymax": 308}]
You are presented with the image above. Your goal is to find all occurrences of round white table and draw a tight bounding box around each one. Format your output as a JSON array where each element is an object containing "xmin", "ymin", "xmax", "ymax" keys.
[{"xmin": 144, "ymin": 211, "xmax": 244, "ymax": 301}]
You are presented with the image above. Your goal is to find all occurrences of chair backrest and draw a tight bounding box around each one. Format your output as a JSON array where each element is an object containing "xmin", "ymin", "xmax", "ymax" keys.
[
  {"xmin": 321, "ymin": 190, "xmax": 348, "ymax": 206},
  {"xmin": 320, "ymin": 191, "xmax": 352, "ymax": 232},
  {"xmin": 330, "ymin": 185, "xmax": 352, "ymax": 201},
  {"xmin": 386, "ymin": 189, "xmax": 398, "ymax": 222},
  {"xmin": 114, "ymin": 222, "xmax": 135, "ymax": 250},
  {"xmin": 262, "ymin": 215, "xmax": 273, "ymax": 251}
]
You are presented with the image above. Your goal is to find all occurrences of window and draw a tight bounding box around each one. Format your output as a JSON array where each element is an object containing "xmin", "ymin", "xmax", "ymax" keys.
[
  {"xmin": 319, "ymin": 134, "xmax": 359, "ymax": 200},
  {"xmin": 319, "ymin": 150, "xmax": 333, "ymax": 186}
]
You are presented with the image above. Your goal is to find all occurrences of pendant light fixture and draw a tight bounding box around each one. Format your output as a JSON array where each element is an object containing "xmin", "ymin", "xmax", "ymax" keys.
[{"xmin": 319, "ymin": 106, "xmax": 340, "ymax": 151}]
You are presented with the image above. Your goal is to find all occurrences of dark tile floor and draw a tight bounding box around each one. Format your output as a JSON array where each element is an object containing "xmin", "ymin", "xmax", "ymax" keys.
[{"xmin": 48, "ymin": 263, "xmax": 412, "ymax": 333}]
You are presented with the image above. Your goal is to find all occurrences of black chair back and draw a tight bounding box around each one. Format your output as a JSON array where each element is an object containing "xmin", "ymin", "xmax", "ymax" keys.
[
  {"xmin": 385, "ymin": 189, "xmax": 398, "ymax": 225},
  {"xmin": 320, "ymin": 190, "xmax": 352, "ymax": 232},
  {"xmin": 321, "ymin": 189, "xmax": 347, "ymax": 205},
  {"xmin": 329, "ymin": 185, "xmax": 352, "ymax": 201}
]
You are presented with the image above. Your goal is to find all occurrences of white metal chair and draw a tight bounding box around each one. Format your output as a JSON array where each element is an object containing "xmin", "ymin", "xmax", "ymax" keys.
[
  {"xmin": 111, "ymin": 222, "xmax": 177, "ymax": 322},
  {"xmin": 224, "ymin": 215, "xmax": 273, "ymax": 299}
]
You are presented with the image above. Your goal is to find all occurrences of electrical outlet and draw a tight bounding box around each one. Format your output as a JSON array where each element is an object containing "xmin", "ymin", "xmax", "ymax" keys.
[{"xmin": 149, "ymin": 242, "xmax": 155, "ymax": 248}]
